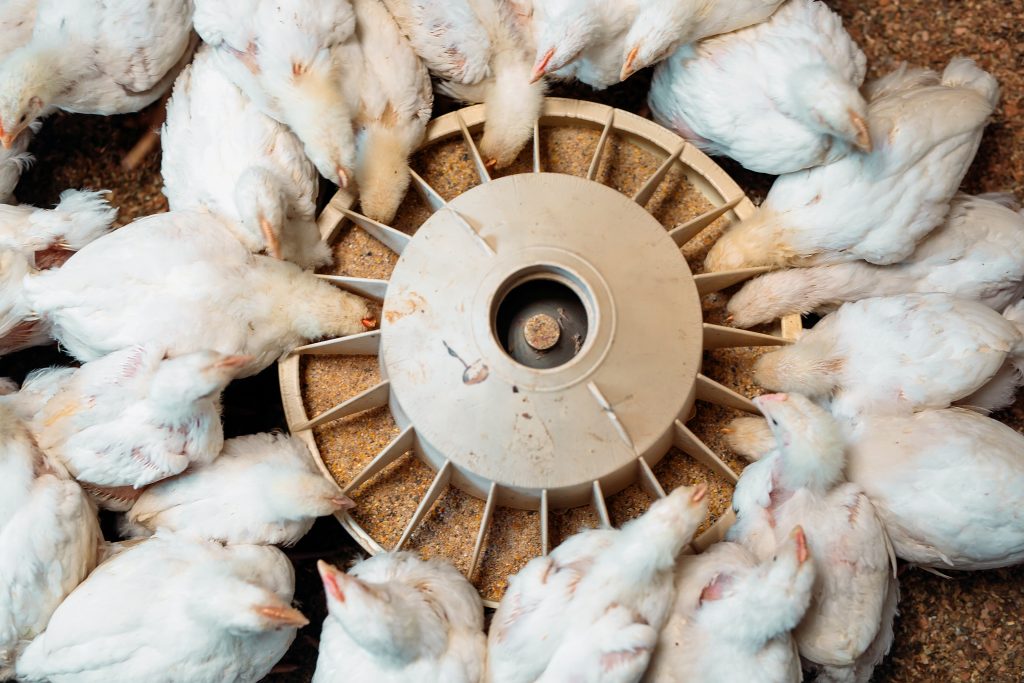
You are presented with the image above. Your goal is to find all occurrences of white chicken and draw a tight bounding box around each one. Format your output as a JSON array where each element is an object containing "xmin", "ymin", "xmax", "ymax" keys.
[
  {"xmin": 337, "ymin": 0, "xmax": 432, "ymax": 224},
  {"xmin": 753, "ymin": 294, "xmax": 1024, "ymax": 418},
  {"xmin": 649, "ymin": 0, "xmax": 868, "ymax": 175},
  {"xmin": 0, "ymin": 190, "xmax": 116, "ymax": 356},
  {"xmin": 487, "ymin": 484, "xmax": 708, "ymax": 683},
  {"xmin": 706, "ymin": 58, "xmax": 1000, "ymax": 271},
  {"xmin": 16, "ymin": 534, "xmax": 306, "ymax": 683},
  {"xmin": 0, "ymin": 0, "xmax": 195, "ymax": 149},
  {"xmin": 9, "ymin": 346, "xmax": 247, "ymax": 503},
  {"xmin": 620, "ymin": 0, "xmax": 785, "ymax": 81},
  {"xmin": 314, "ymin": 553, "xmax": 486, "ymax": 683},
  {"xmin": 728, "ymin": 393, "xmax": 897, "ymax": 683},
  {"xmin": 644, "ymin": 529, "xmax": 814, "ymax": 683},
  {"xmin": 193, "ymin": 0, "xmax": 358, "ymax": 187},
  {"xmin": 0, "ymin": 404, "xmax": 101, "ymax": 679},
  {"xmin": 962, "ymin": 298, "xmax": 1024, "ymax": 413},
  {"xmin": 0, "ymin": 0, "xmax": 37, "ymax": 203},
  {"xmin": 530, "ymin": 0, "xmax": 639, "ymax": 90},
  {"xmin": 122, "ymin": 432, "xmax": 353, "ymax": 545},
  {"xmin": 0, "ymin": 0, "xmax": 37, "ymax": 72},
  {"xmin": 536, "ymin": 605, "xmax": 657, "ymax": 683},
  {"xmin": 722, "ymin": 413, "xmax": 779, "ymax": 462},
  {"xmin": 843, "ymin": 407, "xmax": 1024, "ymax": 570},
  {"xmin": 726, "ymin": 194, "xmax": 1024, "ymax": 327},
  {"xmin": 0, "ymin": 248, "xmax": 44, "ymax": 357},
  {"xmin": 0, "ymin": 189, "xmax": 116, "ymax": 268},
  {"xmin": 725, "ymin": 404, "xmax": 1024, "ymax": 571},
  {"xmin": 22, "ymin": 210, "xmax": 372, "ymax": 375},
  {"xmin": 383, "ymin": 0, "xmax": 543, "ymax": 169},
  {"xmin": 162, "ymin": 45, "xmax": 330, "ymax": 268}
]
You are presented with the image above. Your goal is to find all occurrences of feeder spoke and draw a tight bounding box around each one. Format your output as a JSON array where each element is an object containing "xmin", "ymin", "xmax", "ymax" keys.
[
  {"xmin": 587, "ymin": 381, "xmax": 635, "ymax": 451},
  {"xmin": 632, "ymin": 142, "xmax": 685, "ymax": 207},
  {"xmin": 294, "ymin": 380, "xmax": 390, "ymax": 431},
  {"xmin": 636, "ymin": 457, "xmax": 666, "ymax": 499},
  {"xmin": 691, "ymin": 509, "xmax": 736, "ymax": 553},
  {"xmin": 673, "ymin": 420, "xmax": 738, "ymax": 484},
  {"xmin": 695, "ymin": 374, "xmax": 760, "ymax": 415},
  {"xmin": 456, "ymin": 112, "xmax": 492, "ymax": 183},
  {"xmin": 291, "ymin": 330, "xmax": 380, "ymax": 357},
  {"xmin": 586, "ymin": 110, "xmax": 615, "ymax": 181},
  {"xmin": 409, "ymin": 169, "xmax": 447, "ymax": 212},
  {"xmin": 470, "ymin": 482, "xmax": 498, "ymax": 577},
  {"xmin": 340, "ymin": 207, "xmax": 410, "ymax": 255},
  {"xmin": 532, "ymin": 120, "xmax": 542, "ymax": 173},
  {"xmin": 318, "ymin": 194, "xmax": 355, "ymax": 243},
  {"xmin": 693, "ymin": 267, "xmax": 770, "ymax": 296},
  {"xmin": 316, "ymin": 275, "xmax": 389, "ymax": 302},
  {"xmin": 703, "ymin": 323, "xmax": 792, "ymax": 350},
  {"xmin": 591, "ymin": 480, "xmax": 612, "ymax": 528},
  {"xmin": 540, "ymin": 489, "xmax": 550, "ymax": 556},
  {"xmin": 668, "ymin": 195, "xmax": 743, "ymax": 247},
  {"xmin": 343, "ymin": 425, "xmax": 415, "ymax": 495},
  {"xmin": 446, "ymin": 207, "xmax": 496, "ymax": 256},
  {"xmin": 396, "ymin": 460, "xmax": 453, "ymax": 550}
]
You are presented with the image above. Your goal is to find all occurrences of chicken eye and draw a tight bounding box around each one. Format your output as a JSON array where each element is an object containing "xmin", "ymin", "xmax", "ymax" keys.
[{"xmin": 17, "ymin": 114, "xmax": 25, "ymax": 124}]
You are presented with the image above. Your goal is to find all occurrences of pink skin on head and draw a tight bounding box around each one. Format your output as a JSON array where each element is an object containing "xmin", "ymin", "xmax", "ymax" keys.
[
  {"xmin": 699, "ymin": 573, "xmax": 733, "ymax": 604},
  {"xmin": 757, "ymin": 393, "xmax": 789, "ymax": 404}
]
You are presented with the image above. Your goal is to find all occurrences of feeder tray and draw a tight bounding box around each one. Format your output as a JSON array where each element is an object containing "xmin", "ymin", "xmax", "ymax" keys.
[{"xmin": 279, "ymin": 99, "xmax": 798, "ymax": 606}]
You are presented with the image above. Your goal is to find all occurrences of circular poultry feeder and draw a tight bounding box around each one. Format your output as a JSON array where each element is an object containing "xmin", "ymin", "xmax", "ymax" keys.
[{"xmin": 279, "ymin": 98, "xmax": 794, "ymax": 606}]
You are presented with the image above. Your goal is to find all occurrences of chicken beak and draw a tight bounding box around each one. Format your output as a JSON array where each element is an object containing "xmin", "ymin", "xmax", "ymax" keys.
[
  {"xmin": 849, "ymin": 110, "xmax": 872, "ymax": 153},
  {"xmin": 0, "ymin": 132, "xmax": 14, "ymax": 149},
  {"xmin": 335, "ymin": 165, "xmax": 349, "ymax": 189},
  {"xmin": 690, "ymin": 483, "xmax": 708, "ymax": 504},
  {"xmin": 531, "ymin": 48, "xmax": 555, "ymax": 84},
  {"xmin": 255, "ymin": 604, "xmax": 309, "ymax": 628},
  {"xmin": 329, "ymin": 494, "xmax": 355, "ymax": 510},
  {"xmin": 620, "ymin": 46, "xmax": 641, "ymax": 82},
  {"xmin": 259, "ymin": 216, "xmax": 283, "ymax": 260},
  {"xmin": 793, "ymin": 526, "xmax": 809, "ymax": 564},
  {"xmin": 317, "ymin": 560, "xmax": 349, "ymax": 603}
]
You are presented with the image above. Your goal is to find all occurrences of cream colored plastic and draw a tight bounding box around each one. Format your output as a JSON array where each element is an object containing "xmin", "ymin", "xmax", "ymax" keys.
[{"xmin": 278, "ymin": 98, "xmax": 796, "ymax": 606}]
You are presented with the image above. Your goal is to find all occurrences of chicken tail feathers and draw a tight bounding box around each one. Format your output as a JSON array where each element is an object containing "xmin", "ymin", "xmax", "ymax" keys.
[
  {"xmin": 33, "ymin": 189, "xmax": 118, "ymax": 254},
  {"xmin": 1003, "ymin": 299, "xmax": 1024, "ymax": 372},
  {"xmin": 941, "ymin": 58, "xmax": 1000, "ymax": 107},
  {"xmin": 863, "ymin": 62, "xmax": 937, "ymax": 102}
]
